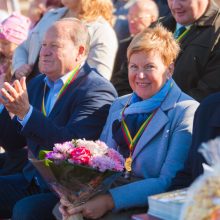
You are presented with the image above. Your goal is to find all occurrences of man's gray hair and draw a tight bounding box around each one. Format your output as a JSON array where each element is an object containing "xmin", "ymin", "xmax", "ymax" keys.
[{"xmin": 54, "ymin": 18, "xmax": 90, "ymax": 56}]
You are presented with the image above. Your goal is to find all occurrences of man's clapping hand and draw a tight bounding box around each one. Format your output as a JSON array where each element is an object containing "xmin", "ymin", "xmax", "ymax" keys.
[{"xmin": 0, "ymin": 77, "xmax": 30, "ymax": 119}]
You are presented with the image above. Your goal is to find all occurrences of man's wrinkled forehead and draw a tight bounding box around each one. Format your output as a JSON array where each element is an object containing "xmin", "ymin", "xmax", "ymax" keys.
[{"xmin": 43, "ymin": 25, "xmax": 72, "ymax": 43}]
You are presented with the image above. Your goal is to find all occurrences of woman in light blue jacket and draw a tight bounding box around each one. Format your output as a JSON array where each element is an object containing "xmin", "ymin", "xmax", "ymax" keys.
[{"xmin": 59, "ymin": 25, "xmax": 199, "ymax": 220}]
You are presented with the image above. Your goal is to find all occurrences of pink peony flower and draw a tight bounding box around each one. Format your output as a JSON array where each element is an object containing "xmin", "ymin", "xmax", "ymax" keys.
[{"xmin": 70, "ymin": 146, "xmax": 91, "ymax": 165}]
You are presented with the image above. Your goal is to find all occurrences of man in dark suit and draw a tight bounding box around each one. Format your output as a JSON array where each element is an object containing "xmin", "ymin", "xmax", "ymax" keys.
[
  {"xmin": 170, "ymin": 92, "xmax": 220, "ymax": 190},
  {"xmin": 0, "ymin": 18, "xmax": 117, "ymax": 219},
  {"xmin": 161, "ymin": 0, "xmax": 220, "ymax": 102},
  {"xmin": 187, "ymin": 93, "xmax": 220, "ymax": 180}
]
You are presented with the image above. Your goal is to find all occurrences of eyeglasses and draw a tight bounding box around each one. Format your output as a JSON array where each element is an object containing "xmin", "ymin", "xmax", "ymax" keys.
[{"xmin": 127, "ymin": 14, "xmax": 151, "ymax": 22}]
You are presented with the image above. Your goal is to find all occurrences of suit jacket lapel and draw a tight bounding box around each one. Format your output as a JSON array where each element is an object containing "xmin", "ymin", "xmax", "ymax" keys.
[
  {"xmin": 29, "ymin": 77, "xmax": 45, "ymax": 111},
  {"xmin": 132, "ymin": 109, "xmax": 168, "ymax": 160},
  {"xmin": 180, "ymin": 25, "xmax": 200, "ymax": 49},
  {"xmin": 48, "ymin": 63, "xmax": 90, "ymax": 118},
  {"xmin": 111, "ymin": 95, "xmax": 131, "ymax": 123}
]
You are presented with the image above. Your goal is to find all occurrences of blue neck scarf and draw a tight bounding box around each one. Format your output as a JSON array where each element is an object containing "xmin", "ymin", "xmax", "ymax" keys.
[{"xmin": 124, "ymin": 78, "xmax": 173, "ymax": 116}]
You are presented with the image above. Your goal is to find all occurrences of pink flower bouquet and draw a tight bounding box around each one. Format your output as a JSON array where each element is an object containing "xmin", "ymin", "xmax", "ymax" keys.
[{"xmin": 30, "ymin": 139, "xmax": 124, "ymax": 220}]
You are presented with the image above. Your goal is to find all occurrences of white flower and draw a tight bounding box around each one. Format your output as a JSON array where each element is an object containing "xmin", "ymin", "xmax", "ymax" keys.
[{"xmin": 75, "ymin": 139, "xmax": 108, "ymax": 156}]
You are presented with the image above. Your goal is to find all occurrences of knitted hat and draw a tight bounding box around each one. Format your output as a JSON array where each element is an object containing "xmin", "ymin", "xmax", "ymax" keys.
[{"xmin": 0, "ymin": 12, "xmax": 30, "ymax": 45}]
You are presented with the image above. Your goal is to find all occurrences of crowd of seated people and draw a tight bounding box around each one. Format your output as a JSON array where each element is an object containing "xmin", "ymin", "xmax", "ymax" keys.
[
  {"xmin": 12, "ymin": 0, "xmax": 118, "ymax": 81},
  {"xmin": 111, "ymin": 0, "xmax": 159, "ymax": 96},
  {"xmin": 0, "ymin": 12, "xmax": 31, "ymax": 176},
  {"xmin": 0, "ymin": 0, "xmax": 220, "ymax": 219},
  {"xmin": 27, "ymin": 0, "xmax": 64, "ymax": 28}
]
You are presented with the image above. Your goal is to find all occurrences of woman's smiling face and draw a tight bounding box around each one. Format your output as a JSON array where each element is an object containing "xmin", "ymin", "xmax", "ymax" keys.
[{"xmin": 128, "ymin": 50, "xmax": 172, "ymax": 100}]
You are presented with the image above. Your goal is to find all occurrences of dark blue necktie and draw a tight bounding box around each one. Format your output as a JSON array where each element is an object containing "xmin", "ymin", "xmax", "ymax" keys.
[{"xmin": 174, "ymin": 26, "xmax": 186, "ymax": 39}]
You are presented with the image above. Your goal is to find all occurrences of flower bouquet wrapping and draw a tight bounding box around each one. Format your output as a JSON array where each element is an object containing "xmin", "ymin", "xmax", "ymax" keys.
[
  {"xmin": 30, "ymin": 139, "xmax": 124, "ymax": 220},
  {"xmin": 180, "ymin": 137, "xmax": 220, "ymax": 220}
]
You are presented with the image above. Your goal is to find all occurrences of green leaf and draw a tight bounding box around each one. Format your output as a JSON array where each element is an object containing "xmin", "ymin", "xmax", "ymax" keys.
[
  {"xmin": 44, "ymin": 159, "xmax": 53, "ymax": 166},
  {"xmin": 39, "ymin": 150, "xmax": 51, "ymax": 160}
]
